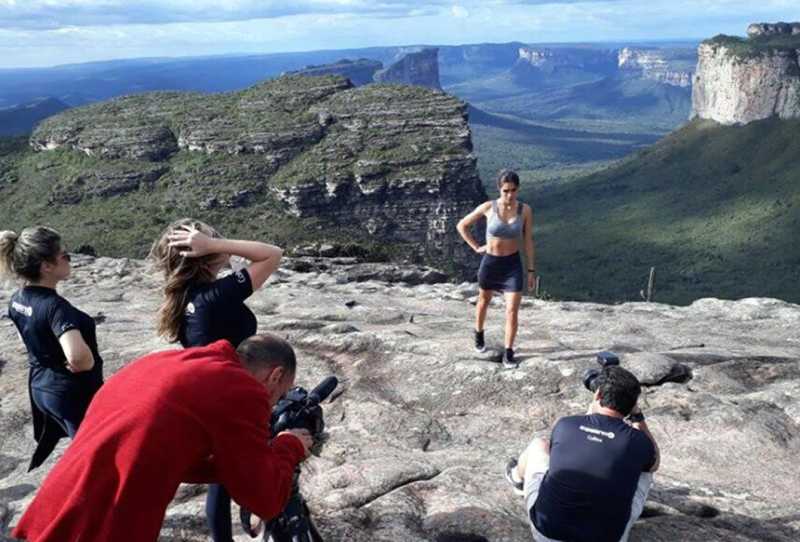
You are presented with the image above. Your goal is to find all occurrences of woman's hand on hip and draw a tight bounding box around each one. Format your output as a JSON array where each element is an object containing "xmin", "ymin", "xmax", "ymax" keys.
[{"xmin": 475, "ymin": 244, "xmax": 487, "ymax": 254}]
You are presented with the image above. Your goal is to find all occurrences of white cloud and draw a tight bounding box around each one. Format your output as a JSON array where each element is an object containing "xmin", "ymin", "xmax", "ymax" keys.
[{"xmin": 451, "ymin": 5, "xmax": 470, "ymax": 18}]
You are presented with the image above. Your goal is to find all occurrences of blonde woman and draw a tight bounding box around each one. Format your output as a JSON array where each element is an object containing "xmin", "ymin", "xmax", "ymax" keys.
[
  {"xmin": 1, "ymin": 226, "xmax": 103, "ymax": 470},
  {"xmin": 457, "ymin": 170, "xmax": 536, "ymax": 368},
  {"xmin": 150, "ymin": 218, "xmax": 282, "ymax": 542}
]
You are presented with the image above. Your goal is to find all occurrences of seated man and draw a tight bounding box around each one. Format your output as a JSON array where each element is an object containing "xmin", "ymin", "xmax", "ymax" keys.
[
  {"xmin": 12, "ymin": 334, "xmax": 314, "ymax": 542},
  {"xmin": 507, "ymin": 366, "xmax": 659, "ymax": 542}
]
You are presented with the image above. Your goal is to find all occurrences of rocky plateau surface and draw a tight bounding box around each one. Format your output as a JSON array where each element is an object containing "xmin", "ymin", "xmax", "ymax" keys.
[
  {"xmin": 1, "ymin": 255, "xmax": 799, "ymax": 541},
  {"xmin": 692, "ymin": 23, "xmax": 800, "ymax": 124}
]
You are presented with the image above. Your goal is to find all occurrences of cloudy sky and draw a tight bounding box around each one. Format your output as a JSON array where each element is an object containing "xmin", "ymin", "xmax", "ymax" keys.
[{"xmin": 1, "ymin": 0, "xmax": 798, "ymax": 68}]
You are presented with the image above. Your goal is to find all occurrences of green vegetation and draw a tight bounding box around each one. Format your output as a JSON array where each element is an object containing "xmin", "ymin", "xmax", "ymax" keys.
[
  {"xmin": 533, "ymin": 118, "xmax": 800, "ymax": 304},
  {"xmin": 469, "ymin": 107, "xmax": 659, "ymax": 193},
  {"xmin": 706, "ymin": 33, "xmax": 800, "ymax": 59}
]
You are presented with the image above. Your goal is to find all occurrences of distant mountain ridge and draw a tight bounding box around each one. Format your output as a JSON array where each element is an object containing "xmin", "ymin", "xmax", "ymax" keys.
[{"xmin": 0, "ymin": 97, "xmax": 69, "ymax": 136}]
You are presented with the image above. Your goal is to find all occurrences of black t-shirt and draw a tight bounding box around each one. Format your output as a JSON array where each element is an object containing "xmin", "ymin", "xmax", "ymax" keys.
[
  {"xmin": 8, "ymin": 286, "xmax": 104, "ymax": 393},
  {"xmin": 533, "ymin": 414, "xmax": 656, "ymax": 542},
  {"xmin": 179, "ymin": 268, "xmax": 256, "ymax": 349}
]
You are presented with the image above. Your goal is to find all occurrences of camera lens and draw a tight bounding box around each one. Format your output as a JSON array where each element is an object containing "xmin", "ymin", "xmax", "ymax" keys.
[{"xmin": 582, "ymin": 368, "xmax": 601, "ymax": 392}]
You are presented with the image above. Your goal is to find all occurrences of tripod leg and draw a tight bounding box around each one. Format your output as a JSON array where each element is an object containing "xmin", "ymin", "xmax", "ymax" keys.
[{"xmin": 308, "ymin": 516, "xmax": 324, "ymax": 542}]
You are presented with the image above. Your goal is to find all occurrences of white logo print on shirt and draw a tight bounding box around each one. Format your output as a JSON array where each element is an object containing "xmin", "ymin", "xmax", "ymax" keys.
[
  {"xmin": 235, "ymin": 271, "xmax": 246, "ymax": 284},
  {"xmin": 11, "ymin": 301, "xmax": 33, "ymax": 317},
  {"xmin": 579, "ymin": 425, "xmax": 616, "ymax": 441}
]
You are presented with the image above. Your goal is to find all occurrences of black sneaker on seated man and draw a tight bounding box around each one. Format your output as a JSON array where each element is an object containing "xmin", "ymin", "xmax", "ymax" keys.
[{"xmin": 508, "ymin": 366, "xmax": 660, "ymax": 542}]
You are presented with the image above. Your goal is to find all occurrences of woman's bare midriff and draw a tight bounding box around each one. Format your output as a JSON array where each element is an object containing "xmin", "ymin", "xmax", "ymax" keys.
[{"xmin": 486, "ymin": 236, "xmax": 520, "ymax": 257}]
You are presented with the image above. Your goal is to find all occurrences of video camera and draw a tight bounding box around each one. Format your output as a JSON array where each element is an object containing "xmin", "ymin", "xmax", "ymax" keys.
[
  {"xmin": 582, "ymin": 351, "xmax": 620, "ymax": 392},
  {"xmin": 271, "ymin": 376, "xmax": 338, "ymax": 438},
  {"xmin": 241, "ymin": 376, "xmax": 339, "ymax": 542}
]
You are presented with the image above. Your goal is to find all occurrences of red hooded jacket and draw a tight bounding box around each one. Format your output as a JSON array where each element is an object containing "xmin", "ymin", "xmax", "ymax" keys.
[{"xmin": 12, "ymin": 340, "xmax": 306, "ymax": 541}]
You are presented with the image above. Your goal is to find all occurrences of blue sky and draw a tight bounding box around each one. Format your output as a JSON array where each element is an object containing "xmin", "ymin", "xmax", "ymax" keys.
[{"xmin": 0, "ymin": 0, "xmax": 798, "ymax": 68}]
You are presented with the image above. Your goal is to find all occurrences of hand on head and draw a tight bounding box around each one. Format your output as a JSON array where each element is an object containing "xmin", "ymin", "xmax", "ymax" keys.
[{"xmin": 167, "ymin": 225, "xmax": 216, "ymax": 258}]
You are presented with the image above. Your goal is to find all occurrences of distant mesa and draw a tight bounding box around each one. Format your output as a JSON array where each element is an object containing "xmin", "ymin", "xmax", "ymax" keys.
[
  {"xmin": 284, "ymin": 50, "xmax": 442, "ymax": 90},
  {"xmin": 617, "ymin": 47, "xmax": 693, "ymax": 88},
  {"xmin": 747, "ymin": 22, "xmax": 800, "ymax": 38},
  {"xmin": 285, "ymin": 58, "xmax": 384, "ymax": 86},
  {"xmin": 374, "ymin": 48, "xmax": 442, "ymax": 90},
  {"xmin": 692, "ymin": 22, "xmax": 800, "ymax": 125},
  {"xmin": 514, "ymin": 46, "xmax": 693, "ymax": 88}
]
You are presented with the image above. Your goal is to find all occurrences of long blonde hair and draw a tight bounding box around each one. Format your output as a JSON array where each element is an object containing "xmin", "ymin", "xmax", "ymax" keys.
[
  {"xmin": 0, "ymin": 226, "xmax": 62, "ymax": 282},
  {"xmin": 149, "ymin": 218, "xmax": 222, "ymax": 342}
]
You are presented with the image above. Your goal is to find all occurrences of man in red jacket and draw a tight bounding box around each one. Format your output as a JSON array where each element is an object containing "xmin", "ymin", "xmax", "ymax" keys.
[{"xmin": 12, "ymin": 334, "xmax": 313, "ymax": 542}]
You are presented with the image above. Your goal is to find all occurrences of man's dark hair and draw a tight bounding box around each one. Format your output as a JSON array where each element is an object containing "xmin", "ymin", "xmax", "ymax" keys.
[
  {"xmin": 236, "ymin": 334, "xmax": 296, "ymax": 376},
  {"xmin": 595, "ymin": 366, "xmax": 641, "ymax": 416}
]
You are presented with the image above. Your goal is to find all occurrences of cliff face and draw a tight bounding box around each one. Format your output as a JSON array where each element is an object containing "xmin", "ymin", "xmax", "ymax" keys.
[
  {"xmin": 269, "ymin": 83, "xmax": 481, "ymax": 273},
  {"xmin": 618, "ymin": 48, "xmax": 693, "ymax": 87},
  {"xmin": 373, "ymin": 49, "xmax": 442, "ymax": 90},
  {"xmin": 18, "ymin": 75, "xmax": 485, "ymax": 276},
  {"xmin": 691, "ymin": 30, "xmax": 800, "ymax": 125}
]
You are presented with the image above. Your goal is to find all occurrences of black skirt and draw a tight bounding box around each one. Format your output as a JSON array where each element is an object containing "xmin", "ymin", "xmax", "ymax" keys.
[{"xmin": 478, "ymin": 252, "xmax": 524, "ymax": 292}]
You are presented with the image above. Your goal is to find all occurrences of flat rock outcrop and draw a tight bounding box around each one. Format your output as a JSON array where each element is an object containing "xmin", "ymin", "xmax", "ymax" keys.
[
  {"xmin": 374, "ymin": 49, "xmax": 442, "ymax": 90},
  {"xmin": 692, "ymin": 24, "xmax": 800, "ymax": 124},
  {"xmin": 13, "ymin": 74, "xmax": 484, "ymax": 276},
  {"xmin": 1, "ymin": 256, "xmax": 799, "ymax": 541}
]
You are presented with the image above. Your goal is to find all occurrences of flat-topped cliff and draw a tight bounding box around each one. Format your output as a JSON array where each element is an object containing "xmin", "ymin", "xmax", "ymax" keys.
[
  {"xmin": 618, "ymin": 48, "xmax": 694, "ymax": 87},
  {"xmin": 1, "ymin": 75, "xmax": 484, "ymax": 277},
  {"xmin": 691, "ymin": 24, "xmax": 800, "ymax": 124}
]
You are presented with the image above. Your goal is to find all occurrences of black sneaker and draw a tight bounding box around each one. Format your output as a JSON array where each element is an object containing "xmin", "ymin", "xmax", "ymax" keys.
[
  {"xmin": 504, "ymin": 458, "xmax": 524, "ymax": 495},
  {"xmin": 503, "ymin": 348, "xmax": 517, "ymax": 368},
  {"xmin": 474, "ymin": 330, "xmax": 486, "ymax": 353}
]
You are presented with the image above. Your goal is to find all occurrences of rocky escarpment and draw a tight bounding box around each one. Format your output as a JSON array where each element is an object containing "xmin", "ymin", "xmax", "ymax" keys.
[
  {"xmin": 618, "ymin": 48, "xmax": 694, "ymax": 87},
  {"xmin": 13, "ymin": 75, "xmax": 484, "ymax": 276},
  {"xmin": 374, "ymin": 49, "xmax": 442, "ymax": 90},
  {"xmin": 516, "ymin": 46, "xmax": 617, "ymax": 75},
  {"xmin": 1, "ymin": 256, "xmax": 799, "ymax": 541},
  {"xmin": 691, "ymin": 24, "xmax": 800, "ymax": 124},
  {"xmin": 747, "ymin": 22, "xmax": 800, "ymax": 38},
  {"xmin": 285, "ymin": 59, "xmax": 384, "ymax": 86},
  {"xmin": 269, "ymin": 83, "xmax": 480, "ymax": 273}
]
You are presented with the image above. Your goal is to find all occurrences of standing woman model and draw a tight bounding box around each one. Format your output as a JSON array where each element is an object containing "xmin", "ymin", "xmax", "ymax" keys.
[
  {"xmin": 457, "ymin": 170, "xmax": 536, "ymax": 367},
  {"xmin": 150, "ymin": 218, "xmax": 284, "ymax": 542},
  {"xmin": 0, "ymin": 227, "xmax": 104, "ymax": 470}
]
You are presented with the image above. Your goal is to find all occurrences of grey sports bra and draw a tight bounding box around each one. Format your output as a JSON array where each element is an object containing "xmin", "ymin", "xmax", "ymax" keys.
[{"xmin": 486, "ymin": 200, "xmax": 524, "ymax": 240}]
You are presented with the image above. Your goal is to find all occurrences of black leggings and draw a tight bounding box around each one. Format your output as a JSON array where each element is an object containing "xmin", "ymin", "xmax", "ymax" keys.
[
  {"xmin": 207, "ymin": 484, "xmax": 233, "ymax": 542},
  {"xmin": 31, "ymin": 387, "xmax": 91, "ymax": 437}
]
